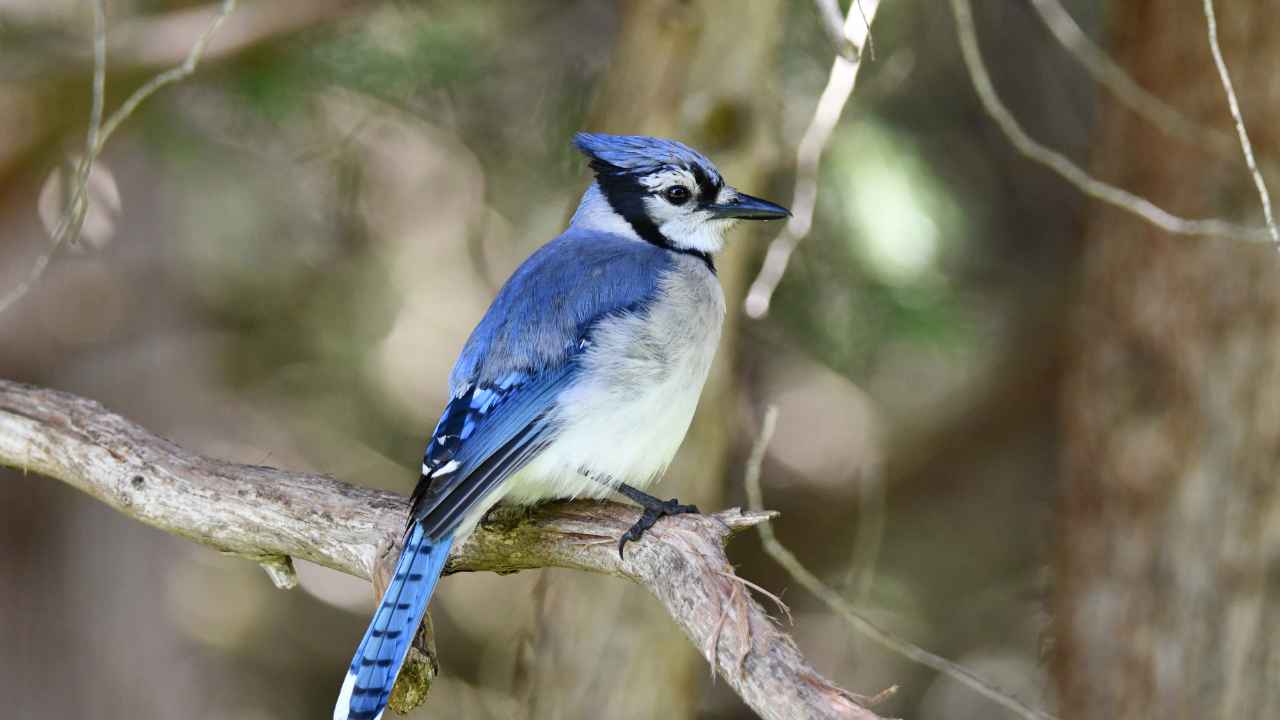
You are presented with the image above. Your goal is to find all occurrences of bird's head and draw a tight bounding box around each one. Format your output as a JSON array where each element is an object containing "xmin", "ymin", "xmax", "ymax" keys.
[{"xmin": 571, "ymin": 132, "xmax": 789, "ymax": 258}]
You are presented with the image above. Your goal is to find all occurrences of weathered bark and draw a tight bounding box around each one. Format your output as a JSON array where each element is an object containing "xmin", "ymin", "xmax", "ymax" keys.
[
  {"xmin": 0, "ymin": 379, "xmax": 883, "ymax": 720},
  {"xmin": 1057, "ymin": 3, "xmax": 1280, "ymax": 718}
]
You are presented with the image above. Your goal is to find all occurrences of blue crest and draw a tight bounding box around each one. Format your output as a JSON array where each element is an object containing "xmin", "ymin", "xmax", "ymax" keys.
[{"xmin": 574, "ymin": 132, "xmax": 723, "ymax": 186}]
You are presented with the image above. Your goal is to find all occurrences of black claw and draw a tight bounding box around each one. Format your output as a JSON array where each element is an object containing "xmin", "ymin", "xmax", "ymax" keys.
[{"xmin": 615, "ymin": 491, "xmax": 701, "ymax": 559}]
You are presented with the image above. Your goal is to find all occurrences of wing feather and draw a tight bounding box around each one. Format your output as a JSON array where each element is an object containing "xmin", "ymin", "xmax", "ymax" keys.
[{"xmin": 409, "ymin": 363, "xmax": 577, "ymax": 541}]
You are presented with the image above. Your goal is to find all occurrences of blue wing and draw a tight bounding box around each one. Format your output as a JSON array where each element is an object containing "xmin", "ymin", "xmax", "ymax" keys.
[
  {"xmin": 409, "ymin": 365, "xmax": 576, "ymax": 538},
  {"xmin": 409, "ymin": 230, "xmax": 671, "ymax": 541},
  {"xmin": 448, "ymin": 228, "xmax": 671, "ymax": 388}
]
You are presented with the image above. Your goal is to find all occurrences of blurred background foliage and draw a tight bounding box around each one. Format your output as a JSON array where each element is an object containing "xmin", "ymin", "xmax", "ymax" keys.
[{"xmin": 0, "ymin": 1, "xmax": 1112, "ymax": 718}]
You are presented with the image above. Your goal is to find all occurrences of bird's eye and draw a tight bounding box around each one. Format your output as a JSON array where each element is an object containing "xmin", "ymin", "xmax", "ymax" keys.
[{"xmin": 664, "ymin": 186, "xmax": 691, "ymax": 205}]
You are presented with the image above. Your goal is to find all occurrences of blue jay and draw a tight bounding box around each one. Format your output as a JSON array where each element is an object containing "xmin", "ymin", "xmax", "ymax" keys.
[{"xmin": 334, "ymin": 133, "xmax": 788, "ymax": 720}]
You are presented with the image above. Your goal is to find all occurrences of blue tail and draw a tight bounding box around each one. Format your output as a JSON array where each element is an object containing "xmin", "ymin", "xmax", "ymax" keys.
[{"xmin": 334, "ymin": 523, "xmax": 453, "ymax": 720}]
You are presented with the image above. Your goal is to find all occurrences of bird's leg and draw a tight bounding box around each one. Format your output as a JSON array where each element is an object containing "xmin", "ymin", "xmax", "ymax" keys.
[
  {"xmin": 613, "ymin": 482, "xmax": 700, "ymax": 558},
  {"xmin": 580, "ymin": 471, "xmax": 702, "ymax": 556}
]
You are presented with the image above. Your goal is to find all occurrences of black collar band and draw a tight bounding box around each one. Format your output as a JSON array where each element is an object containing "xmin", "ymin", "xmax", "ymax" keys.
[
  {"xmin": 593, "ymin": 172, "xmax": 716, "ymax": 274},
  {"xmin": 678, "ymin": 247, "xmax": 715, "ymax": 273}
]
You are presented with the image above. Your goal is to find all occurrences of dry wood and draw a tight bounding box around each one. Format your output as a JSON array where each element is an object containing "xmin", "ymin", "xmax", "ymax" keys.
[{"xmin": 0, "ymin": 379, "xmax": 883, "ymax": 720}]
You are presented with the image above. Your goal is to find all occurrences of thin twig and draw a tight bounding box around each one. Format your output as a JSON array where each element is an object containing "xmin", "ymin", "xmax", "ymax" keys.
[
  {"xmin": 0, "ymin": 0, "xmax": 107, "ymax": 315},
  {"xmin": 948, "ymin": 0, "xmax": 1269, "ymax": 243},
  {"xmin": 853, "ymin": 0, "xmax": 875, "ymax": 61},
  {"xmin": 843, "ymin": 462, "xmax": 885, "ymax": 603},
  {"xmin": 744, "ymin": 406, "xmax": 1059, "ymax": 720},
  {"xmin": 99, "ymin": 0, "xmax": 237, "ymax": 144},
  {"xmin": 0, "ymin": 0, "xmax": 237, "ymax": 317},
  {"xmin": 813, "ymin": 0, "xmax": 857, "ymax": 62},
  {"xmin": 744, "ymin": 0, "xmax": 882, "ymax": 319},
  {"xmin": 1027, "ymin": 0, "xmax": 1233, "ymax": 152},
  {"xmin": 1202, "ymin": 0, "xmax": 1280, "ymax": 251}
]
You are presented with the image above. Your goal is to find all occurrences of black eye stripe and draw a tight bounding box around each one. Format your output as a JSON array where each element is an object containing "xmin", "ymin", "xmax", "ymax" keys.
[
  {"xmin": 688, "ymin": 163, "xmax": 722, "ymax": 201},
  {"xmin": 591, "ymin": 166, "xmax": 717, "ymax": 272}
]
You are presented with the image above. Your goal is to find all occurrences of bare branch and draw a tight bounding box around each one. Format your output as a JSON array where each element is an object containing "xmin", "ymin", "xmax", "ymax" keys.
[
  {"xmin": 948, "ymin": 0, "xmax": 1269, "ymax": 243},
  {"xmin": 0, "ymin": 0, "xmax": 107, "ymax": 316},
  {"xmin": 0, "ymin": 379, "xmax": 885, "ymax": 720},
  {"xmin": 744, "ymin": 0, "xmax": 882, "ymax": 319},
  {"xmin": 812, "ymin": 0, "xmax": 856, "ymax": 61},
  {"xmin": 1202, "ymin": 0, "xmax": 1280, "ymax": 250},
  {"xmin": 744, "ymin": 406, "xmax": 1059, "ymax": 720},
  {"xmin": 813, "ymin": 0, "xmax": 874, "ymax": 62},
  {"xmin": 0, "ymin": 0, "xmax": 236, "ymax": 317},
  {"xmin": 99, "ymin": 0, "xmax": 238, "ymax": 144},
  {"xmin": 1027, "ymin": 0, "xmax": 1233, "ymax": 152},
  {"xmin": 842, "ymin": 461, "xmax": 885, "ymax": 602},
  {"xmin": 108, "ymin": 0, "xmax": 351, "ymax": 71}
]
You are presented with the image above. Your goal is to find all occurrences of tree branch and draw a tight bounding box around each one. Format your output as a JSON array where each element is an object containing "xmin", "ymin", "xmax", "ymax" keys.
[
  {"xmin": 743, "ymin": 0, "xmax": 881, "ymax": 319},
  {"xmin": 1026, "ymin": 0, "xmax": 1235, "ymax": 153},
  {"xmin": 0, "ymin": 0, "xmax": 106, "ymax": 316},
  {"xmin": 948, "ymin": 0, "xmax": 1269, "ymax": 243},
  {"xmin": 0, "ymin": 379, "xmax": 885, "ymax": 720},
  {"xmin": 0, "ymin": 0, "xmax": 237, "ymax": 317},
  {"xmin": 744, "ymin": 407, "xmax": 1056, "ymax": 720},
  {"xmin": 1202, "ymin": 0, "xmax": 1280, "ymax": 250}
]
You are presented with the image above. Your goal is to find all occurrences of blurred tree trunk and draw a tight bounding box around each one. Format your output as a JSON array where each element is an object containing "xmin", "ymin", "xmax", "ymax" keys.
[
  {"xmin": 1057, "ymin": 3, "xmax": 1280, "ymax": 718},
  {"xmin": 518, "ymin": 2, "xmax": 783, "ymax": 718}
]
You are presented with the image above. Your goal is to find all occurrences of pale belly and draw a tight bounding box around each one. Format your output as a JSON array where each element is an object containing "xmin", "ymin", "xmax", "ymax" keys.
[
  {"xmin": 501, "ymin": 359, "xmax": 709, "ymax": 503},
  {"xmin": 500, "ymin": 260, "xmax": 724, "ymax": 506}
]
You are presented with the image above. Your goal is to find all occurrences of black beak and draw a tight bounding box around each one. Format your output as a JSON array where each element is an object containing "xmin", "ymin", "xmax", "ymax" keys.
[{"xmin": 705, "ymin": 191, "xmax": 790, "ymax": 220}]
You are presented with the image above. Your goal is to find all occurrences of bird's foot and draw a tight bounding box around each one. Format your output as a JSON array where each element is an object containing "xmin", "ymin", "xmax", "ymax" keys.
[{"xmin": 615, "ymin": 483, "xmax": 700, "ymax": 558}]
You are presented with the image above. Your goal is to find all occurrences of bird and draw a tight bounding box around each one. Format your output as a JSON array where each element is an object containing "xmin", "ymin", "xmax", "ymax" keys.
[{"xmin": 334, "ymin": 132, "xmax": 789, "ymax": 720}]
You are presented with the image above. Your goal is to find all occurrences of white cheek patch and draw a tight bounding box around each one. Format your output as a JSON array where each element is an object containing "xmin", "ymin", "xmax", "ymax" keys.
[
  {"xmin": 642, "ymin": 195, "xmax": 682, "ymax": 225},
  {"xmin": 655, "ymin": 207, "xmax": 731, "ymax": 255}
]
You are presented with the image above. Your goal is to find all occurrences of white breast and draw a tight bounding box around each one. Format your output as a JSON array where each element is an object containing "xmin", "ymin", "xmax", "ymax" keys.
[{"xmin": 502, "ymin": 258, "xmax": 725, "ymax": 504}]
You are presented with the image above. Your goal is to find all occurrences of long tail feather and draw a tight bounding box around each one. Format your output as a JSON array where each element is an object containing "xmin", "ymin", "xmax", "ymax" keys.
[{"xmin": 334, "ymin": 523, "xmax": 453, "ymax": 720}]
